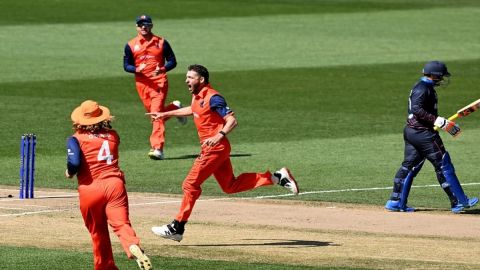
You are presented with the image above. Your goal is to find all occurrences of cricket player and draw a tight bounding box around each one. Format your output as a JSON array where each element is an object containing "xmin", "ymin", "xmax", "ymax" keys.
[
  {"xmin": 385, "ymin": 61, "xmax": 478, "ymax": 213},
  {"xmin": 124, "ymin": 14, "xmax": 186, "ymax": 160},
  {"xmin": 148, "ymin": 64, "xmax": 299, "ymax": 242},
  {"xmin": 65, "ymin": 100, "xmax": 152, "ymax": 270}
]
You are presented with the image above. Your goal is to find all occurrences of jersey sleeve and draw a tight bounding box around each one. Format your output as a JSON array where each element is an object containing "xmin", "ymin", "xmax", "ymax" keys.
[
  {"xmin": 409, "ymin": 87, "xmax": 436, "ymax": 124},
  {"xmin": 66, "ymin": 136, "xmax": 81, "ymax": 176},
  {"xmin": 123, "ymin": 44, "xmax": 136, "ymax": 73},
  {"xmin": 163, "ymin": 40, "xmax": 177, "ymax": 72},
  {"xmin": 210, "ymin": 94, "xmax": 233, "ymax": 118}
]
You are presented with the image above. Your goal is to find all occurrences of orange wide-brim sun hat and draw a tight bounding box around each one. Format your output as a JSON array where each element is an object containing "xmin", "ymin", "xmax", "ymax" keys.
[{"xmin": 71, "ymin": 100, "xmax": 111, "ymax": 125}]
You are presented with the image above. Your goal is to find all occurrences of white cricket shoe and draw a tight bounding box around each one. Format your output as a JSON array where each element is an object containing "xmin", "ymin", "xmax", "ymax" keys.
[
  {"xmin": 152, "ymin": 221, "xmax": 184, "ymax": 242},
  {"xmin": 274, "ymin": 167, "xmax": 299, "ymax": 195},
  {"xmin": 129, "ymin": 244, "xmax": 153, "ymax": 270},
  {"xmin": 172, "ymin": 100, "xmax": 187, "ymax": 125},
  {"xmin": 148, "ymin": 149, "xmax": 164, "ymax": 160}
]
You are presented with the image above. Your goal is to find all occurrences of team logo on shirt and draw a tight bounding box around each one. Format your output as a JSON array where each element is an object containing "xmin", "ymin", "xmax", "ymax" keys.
[
  {"xmin": 88, "ymin": 133, "xmax": 111, "ymax": 139},
  {"xmin": 134, "ymin": 44, "xmax": 140, "ymax": 52}
]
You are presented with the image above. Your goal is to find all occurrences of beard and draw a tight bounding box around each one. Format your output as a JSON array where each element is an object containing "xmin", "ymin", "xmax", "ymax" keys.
[{"xmin": 189, "ymin": 83, "xmax": 202, "ymax": 94}]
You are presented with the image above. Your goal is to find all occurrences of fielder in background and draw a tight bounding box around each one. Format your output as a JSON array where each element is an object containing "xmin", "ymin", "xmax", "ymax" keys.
[
  {"xmin": 385, "ymin": 61, "xmax": 478, "ymax": 213},
  {"xmin": 148, "ymin": 64, "xmax": 299, "ymax": 242},
  {"xmin": 65, "ymin": 100, "xmax": 152, "ymax": 270},
  {"xmin": 124, "ymin": 14, "xmax": 186, "ymax": 160}
]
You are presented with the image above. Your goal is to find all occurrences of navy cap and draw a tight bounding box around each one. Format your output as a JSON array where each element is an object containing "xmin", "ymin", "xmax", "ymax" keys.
[
  {"xmin": 422, "ymin": 61, "xmax": 451, "ymax": 77},
  {"xmin": 136, "ymin": 14, "xmax": 153, "ymax": 25}
]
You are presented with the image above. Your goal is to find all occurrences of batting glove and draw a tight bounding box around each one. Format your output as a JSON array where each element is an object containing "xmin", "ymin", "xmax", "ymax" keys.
[{"xmin": 434, "ymin": 116, "xmax": 461, "ymax": 137}]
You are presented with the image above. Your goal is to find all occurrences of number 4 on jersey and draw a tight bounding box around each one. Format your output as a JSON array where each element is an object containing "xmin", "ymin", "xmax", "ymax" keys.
[{"xmin": 97, "ymin": 140, "xmax": 113, "ymax": 164}]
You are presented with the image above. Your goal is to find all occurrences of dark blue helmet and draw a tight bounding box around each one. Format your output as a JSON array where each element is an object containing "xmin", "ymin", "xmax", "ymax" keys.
[{"xmin": 422, "ymin": 61, "xmax": 451, "ymax": 78}]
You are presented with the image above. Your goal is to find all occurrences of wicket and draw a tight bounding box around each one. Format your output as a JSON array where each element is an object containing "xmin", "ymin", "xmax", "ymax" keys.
[{"xmin": 20, "ymin": 134, "xmax": 36, "ymax": 199}]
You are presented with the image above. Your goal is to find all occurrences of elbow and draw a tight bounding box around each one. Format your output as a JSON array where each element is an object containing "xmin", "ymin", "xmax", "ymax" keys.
[
  {"xmin": 124, "ymin": 65, "xmax": 134, "ymax": 73},
  {"xmin": 67, "ymin": 161, "xmax": 80, "ymax": 175},
  {"xmin": 224, "ymin": 114, "xmax": 237, "ymax": 130},
  {"xmin": 67, "ymin": 167, "xmax": 78, "ymax": 176},
  {"xmin": 168, "ymin": 60, "xmax": 177, "ymax": 71}
]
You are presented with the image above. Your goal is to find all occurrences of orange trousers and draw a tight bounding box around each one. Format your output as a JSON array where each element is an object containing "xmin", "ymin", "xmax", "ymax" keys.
[
  {"xmin": 175, "ymin": 139, "xmax": 274, "ymax": 222},
  {"xmin": 78, "ymin": 176, "xmax": 140, "ymax": 270},
  {"xmin": 136, "ymin": 78, "xmax": 178, "ymax": 150}
]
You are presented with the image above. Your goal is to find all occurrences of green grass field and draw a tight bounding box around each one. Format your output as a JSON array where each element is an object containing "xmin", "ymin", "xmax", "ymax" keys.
[
  {"xmin": 1, "ymin": 0, "xmax": 480, "ymax": 269},
  {"xmin": 3, "ymin": 246, "xmax": 351, "ymax": 270}
]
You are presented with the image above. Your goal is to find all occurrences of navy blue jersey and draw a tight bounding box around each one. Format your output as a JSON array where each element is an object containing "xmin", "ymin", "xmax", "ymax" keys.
[{"xmin": 406, "ymin": 77, "xmax": 438, "ymax": 129}]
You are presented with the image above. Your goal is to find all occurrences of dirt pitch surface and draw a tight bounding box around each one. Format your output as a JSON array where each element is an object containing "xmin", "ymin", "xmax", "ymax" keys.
[{"xmin": 2, "ymin": 186, "xmax": 480, "ymax": 270}]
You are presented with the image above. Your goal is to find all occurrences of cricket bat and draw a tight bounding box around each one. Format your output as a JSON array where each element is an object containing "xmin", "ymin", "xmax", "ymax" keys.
[{"xmin": 434, "ymin": 98, "xmax": 480, "ymax": 131}]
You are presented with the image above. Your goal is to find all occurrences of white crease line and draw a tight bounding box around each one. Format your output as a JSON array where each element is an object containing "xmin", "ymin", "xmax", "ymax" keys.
[
  {"xmin": 0, "ymin": 206, "xmax": 26, "ymax": 210},
  {"xmin": 4, "ymin": 182, "xmax": 480, "ymax": 216},
  {"xmin": 129, "ymin": 197, "xmax": 230, "ymax": 206},
  {"xmin": 0, "ymin": 194, "xmax": 79, "ymax": 202},
  {"xmin": 0, "ymin": 188, "xmax": 78, "ymax": 197},
  {"xmin": 294, "ymin": 182, "xmax": 480, "ymax": 196},
  {"xmin": 0, "ymin": 203, "xmax": 53, "ymax": 208},
  {"xmin": 130, "ymin": 182, "xmax": 480, "ymax": 206},
  {"xmin": 35, "ymin": 194, "xmax": 79, "ymax": 199},
  {"xmin": 0, "ymin": 201, "xmax": 75, "ymax": 207},
  {"xmin": 0, "ymin": 208, "xmax": 73, "ymax": 217}
]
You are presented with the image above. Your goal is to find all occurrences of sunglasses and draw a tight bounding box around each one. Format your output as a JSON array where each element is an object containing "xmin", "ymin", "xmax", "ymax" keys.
[{"xmin": 137, "ymin": 23, "xmax": 153, "ymax": 28}]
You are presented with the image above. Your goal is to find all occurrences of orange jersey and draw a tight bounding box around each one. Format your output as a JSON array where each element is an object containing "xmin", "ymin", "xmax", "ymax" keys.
[
  {"xmin": 191, "ymin": 85, "xmax": 227, "ymax": 142},
  {"xmin": 73, "ymin": 130, "xmax": 122, "ymax": 185},
  {"xmin": 127, "ymin": 34, "xmax": 166, "ymax": 80}
]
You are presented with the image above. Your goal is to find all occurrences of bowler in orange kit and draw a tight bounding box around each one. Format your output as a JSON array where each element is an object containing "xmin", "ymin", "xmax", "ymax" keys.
[
  {"xmin": 66, "ymin": 100, "xmax": 152, "ymax": 270},
  {"xmin": 148, "ymin": 64, "xmax": 299, "ymax": 242},
  {"xmin": 124, "ymin": 14, "xmax": 186, "ymax": 160}
]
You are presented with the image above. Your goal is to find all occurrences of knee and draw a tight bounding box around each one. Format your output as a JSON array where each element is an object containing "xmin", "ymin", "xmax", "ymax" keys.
[
  {"xmin": 427, "ymin": 151, "xmax": 443, "ymax": 168},
  {"xmin": 395, "ymin": 166, "xmax": 409, "ymax": 179},
  {"xmin": 220, "ymin": 186, "xmax": 235, "ymax": 194},
  {"xmin": 109, "ymin": 221, "xmax": 131, "ymax": 232},
  {"xmin": 182, "ymin": 181, "xmax": 202, "ymax": 196},
  {"xmin": 217, "ymin": 176, "xmax": 237, "ymax": 194}
]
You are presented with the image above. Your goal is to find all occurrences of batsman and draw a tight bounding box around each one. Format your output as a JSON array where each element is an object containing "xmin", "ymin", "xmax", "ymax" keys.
[{"xmin": 385, "ymin": 61, "xmax": 478, "ymax": 213}]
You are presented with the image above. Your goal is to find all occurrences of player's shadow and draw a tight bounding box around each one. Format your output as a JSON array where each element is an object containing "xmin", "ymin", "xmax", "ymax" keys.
[
  {"xmin": 459, "ymin": 208, "xmax": 480, "ymax": 215},
  {"xmin": 165, "ymin": 154, "xmax": 198, "ymax": 160},
  {"xmin": 182, "ymin": 239, "xmax": 338, "ymax": 248},
  {"xmin": 413, "ymin": 208, "xmax": 480, "ymax": 215},
  {"xmin": 410, "ymin": 208, "xmax": 438, "ymax": 213},
  {"xmin": 166, "ymin": 153, "xmax": 252, "ymax": 160}
]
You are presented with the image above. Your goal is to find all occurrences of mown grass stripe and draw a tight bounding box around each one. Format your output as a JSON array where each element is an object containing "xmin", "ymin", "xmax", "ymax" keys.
[
  {"xmin": 1, "ymin": 8, "xmax": 479, "ymax": 83},
  {"xmin": 0, "ymin": 245, "xmax": 332, "ymax": 270},
  {"xmin": 2, "ymin": 0, "xmax": 479, "ymax": 25}
]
